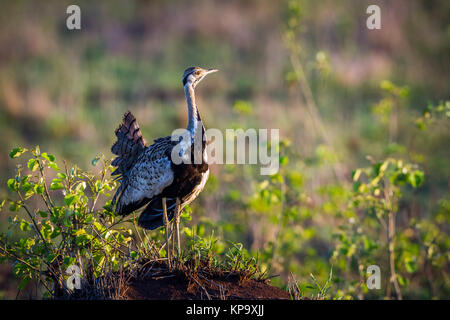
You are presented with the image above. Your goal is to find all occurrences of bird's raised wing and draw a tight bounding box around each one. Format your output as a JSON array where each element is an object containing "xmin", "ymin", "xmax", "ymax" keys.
[{"xmin": 113, "ymin": 136, "xmax": 176, "ymax": 215}]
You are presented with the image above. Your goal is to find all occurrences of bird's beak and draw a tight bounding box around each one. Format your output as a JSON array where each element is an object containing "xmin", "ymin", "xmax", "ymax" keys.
[{"xmin": 206, "ymin": 68, "xmax": 219, "ymax": 74}]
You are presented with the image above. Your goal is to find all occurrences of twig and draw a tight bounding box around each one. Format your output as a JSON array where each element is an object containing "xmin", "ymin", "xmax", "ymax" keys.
[
  {"xmin": 17, "ymin": 192, "xmax": 50, "ymax": 253},
  {"xmin": 384, "ymin": 182, "xmax": 402, "ymax": 300},
  {"xmin": 0, "ymin": 243, "xmax": 40, "ymax": 272},
  {"xmin": 188, "ymin": 273, "xmax": 211, "ymax": 300},
  {"xmin": 39, "ymin": 162, "xmax": 55, "ymax": 208}
]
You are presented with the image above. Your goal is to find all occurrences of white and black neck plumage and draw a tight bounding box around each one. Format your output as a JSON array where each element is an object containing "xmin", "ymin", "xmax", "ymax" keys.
[
  {"xmin": 181, "ymin": 66, "xmax": 217, "ymax": 152},
  {"xmin": 182, "ymin": 66, "xmax": 217, "ymax": 135},
  {"xmin": 184, "ymin": 81, "xmax": 202, "ymax": 137}
]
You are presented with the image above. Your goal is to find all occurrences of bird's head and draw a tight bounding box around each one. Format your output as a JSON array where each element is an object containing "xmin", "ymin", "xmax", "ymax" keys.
[{"xmin": 182, "ymin": 66, "xmax": 218, "ymax": 88}]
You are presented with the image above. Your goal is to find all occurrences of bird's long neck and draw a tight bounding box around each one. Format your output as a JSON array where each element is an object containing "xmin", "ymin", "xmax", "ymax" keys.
[{"xmin": 184, "ymin": 83, "xmax": 203, "ymax": 136}]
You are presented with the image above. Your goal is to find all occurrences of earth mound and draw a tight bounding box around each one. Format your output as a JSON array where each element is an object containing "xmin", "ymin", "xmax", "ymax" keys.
[
  {"xmin": 59, "ymin": 259, "xmax": 290, "ymax": 300},
  {"xmin": 124, "ymin": 269, "xmax": 289, "ymax": 300}
]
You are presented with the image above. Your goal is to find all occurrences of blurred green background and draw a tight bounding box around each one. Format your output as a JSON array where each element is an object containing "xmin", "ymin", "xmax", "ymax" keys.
[{"xmin": 0, "ymin": 0, "xmax": 448, "ymax": 299}]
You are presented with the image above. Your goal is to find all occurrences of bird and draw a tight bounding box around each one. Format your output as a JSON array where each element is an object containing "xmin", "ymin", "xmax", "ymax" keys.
[{"xmin": 110, "ymin": 66, "xmax": 218, "ymax": 266}]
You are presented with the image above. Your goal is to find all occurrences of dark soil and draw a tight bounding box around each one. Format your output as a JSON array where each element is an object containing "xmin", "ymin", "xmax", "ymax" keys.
[
  {"xmin": 58, "ymin": 259, "xmax": 290, "ymax": 300},
  {"xmin": 124, "ymin": 271, "xmax": 290, "ymax": 300}
]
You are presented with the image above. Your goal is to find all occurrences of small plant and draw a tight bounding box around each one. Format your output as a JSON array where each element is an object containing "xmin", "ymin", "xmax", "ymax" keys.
[
  {"xmin": 182, "ymin": 226, "xmax": 263, "ymax": 280},
  {"xmin": 333, "ymin": 157, "xmax": 425, "ymax": 299},
  {"xmin": 309, "ymin": 267, "xmax": 333, "ymax": 299},
  {"xmin": 415, "ymin": 100, "xmax": 450, "ymax": 131},
  {"xmin": 371, "ymin": 80, "xmax": 410, "ymax": 143},
  {"xmin": 288, "ymin": 268, "xmax": 335, "ymax": 300},
  {"xmin": 0, "ymin": 147, "xmax": 144, "ymax": 298}
]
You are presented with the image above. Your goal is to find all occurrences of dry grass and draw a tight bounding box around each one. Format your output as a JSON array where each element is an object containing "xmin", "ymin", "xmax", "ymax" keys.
[{"xmin": 58, "ymin": 257, "xmax": 285, "ymax": 300}]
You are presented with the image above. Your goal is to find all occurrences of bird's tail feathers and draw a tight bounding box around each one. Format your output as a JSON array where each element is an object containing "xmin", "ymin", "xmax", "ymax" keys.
[{"xmin": 111, "ymin": 111, "xmax": 147, "ymax": 176}]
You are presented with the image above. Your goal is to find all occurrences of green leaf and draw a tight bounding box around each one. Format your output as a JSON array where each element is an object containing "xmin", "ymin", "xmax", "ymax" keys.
[
  {"xmin": 64, "ymin": 194, "xmax": 77, "ymax": 206},
  {"xmin": 95, "ymin": 180, "xmax": 102, "ymax": 192},
  {"xmin": 415, "ymin": 118, "xmax": 426, "ymax": 131},
  {"xmin": 91, "ymin": 156, "xmax": 100, "ymax": 166},
  {"xmin": 63, "ymin": 256, "xmax": 76, "ymax": 269},
  {"xmin": 180, "ymin": 211, "xmax": 192, "ymax": 221},
  {"xmin": 93, "ymin": 221, "xmax": 106, "ymax": 233},
  {"xmin": 50, "ymin": 180, "xmax": 64, "ymax": 190},
  {"xmin": 183, "ymin": 227, "xmax": 193, "ymax": 238},
  {"xmin": 7, "ymin": 178, "xmax": 18, "ymax": 192},
  {"xmin": 38, "ymin": 210, "xmax": 48, "ymax": 218},
  {"xmin": 397, "ymin": 275, "xmax": 408, "ymax": 286},
  {"xmin": 34, "ymin": 184, "xmax": 45, "ymax": 194},
  {"xmin": 48, "ymin": 162, "xmax": 60, "ymax": 171},
  {"xmin": 50, "ymin": 229, "xmax": 61, "ymax": 239},
  {"xmin": 40, "ymin": 222, "xmax": 52, "ymax": 240},
  {"xmin": 57, "ymin": 173, "xmax": 67, "ymax": 179},
  {"xmin": 233, "ymin": 100, "xmax": 253, "ymax": 115},
  {"xmin": 73, "ymin": 229, "xmax": 86, "ymax": 237},
  {"xmin": 408, "ymin": 170, "xmax": 425, "ymax": 188},
  {"xmin": 288, "ymin": 171, "xmax": 304, "ymax": 188},
  {"xmin": 75, "ymin": 233, "xmax": 91, "ymax": 247},
  {"xmin": 405, "ymin": 260, "xmax": 418, "ymax": 273},
  {"xmin": 9, "ymin": 147, "xmax": 27, "ymax": 159},
  {"xmin": 13, "ymin": 262, "xmax": 26, "ymax": 276},
  {"xmin": 41, "ymin": 153, "xmax": 55, "ymax": 162},
  {"xmin": 9, "ymin": 201, "xmax": 21, "ymax": 212},
  {"xmin": 27, "ymin": 159, "xmax": 39, "ymax": 172},
  {"xmin": 19, "ymin": 220, "xmax": 30, "ymax": 232},
  {"xmin": 378, "ymin": 161, "xmax": 389, "ymax": 174},
  {"xmin": 74, "ymin": 181, "xmax": 87, "ymax": 193},
  {"xmin": 21, "ymin": 182, "xmax": 33, "ymax": 193},
  {"xmin": 392, "ymin": 172, "xmax": 408, "ymax": 185},
  {"xmin": 352, "ymin": 169, "xmax": 362, "ymax": 182},
  {"xmin": 280, "ymin": 156, "xmax": 289, "ymax": 166},
  {"xmin": 85, "ymin": 214, "xmax": 94, "ymax": 224}
]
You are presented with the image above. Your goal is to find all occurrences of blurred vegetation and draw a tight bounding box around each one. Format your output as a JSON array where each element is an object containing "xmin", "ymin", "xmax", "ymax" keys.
[{"xmin": 0, "ymin": 0, "xmax": 449, "ymax": 299}]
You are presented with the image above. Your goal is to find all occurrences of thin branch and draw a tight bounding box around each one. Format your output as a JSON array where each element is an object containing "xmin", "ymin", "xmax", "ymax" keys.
[
  {"xmin": 39, "ymin": 162, "xmax": 55, "ymax": 208},
  {"xmin": 0, "ymin": 242, "xmax": 40, "ymax": 272},
  {"xmin": 17, "ymin": 192, "xmax": 50, "ymax": 253}
]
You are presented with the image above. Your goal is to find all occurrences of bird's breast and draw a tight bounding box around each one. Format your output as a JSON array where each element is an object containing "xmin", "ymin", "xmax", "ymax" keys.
[
  {"xmin": 160, "ymin": 157, "xmax": 209, "ymax": 201},
  {"xmin": 181, "ymin": 169, "xmax": 209, "ymax": 206}
]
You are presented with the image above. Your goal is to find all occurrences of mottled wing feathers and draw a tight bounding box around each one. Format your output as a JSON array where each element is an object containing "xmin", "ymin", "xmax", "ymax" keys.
[
  {"xmin": 112, "ymin": 135, "xmax": 177, "ymax": 216},
  {"xmin": 111, "ymin": 111, "xmax": 147, "ymax": 176},
  {"xmin": 115, "ymin": 156, "xmax": 174, "ymax": 215}
]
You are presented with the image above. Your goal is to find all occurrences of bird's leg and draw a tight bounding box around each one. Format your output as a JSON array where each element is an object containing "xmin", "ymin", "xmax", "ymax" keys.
[
  {"xmin": 171, "ymin": 220, "xmax": 175, "ymax": 260},
  {"xmin": 162, "ymin": 197, "xmax": 171, "ymax": 270},
  {"xmin": 175, "ymin": 198, "xmax": 181, "ymax": 259}
]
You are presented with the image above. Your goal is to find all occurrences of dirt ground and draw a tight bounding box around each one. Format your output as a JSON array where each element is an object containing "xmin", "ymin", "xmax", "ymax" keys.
[
  {"xmin": 1, "ymin": 260, "xmax": 290, "ymax": 300},
  {"xmin": 124, "ymin": 272, "xmax": 290, "ymax": 300}
]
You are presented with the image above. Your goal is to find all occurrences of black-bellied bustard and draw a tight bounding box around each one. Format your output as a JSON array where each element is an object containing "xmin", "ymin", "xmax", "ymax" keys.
[{"xmin": 110, "ymin": 67, "xmax": 218, "ymax": 267}]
